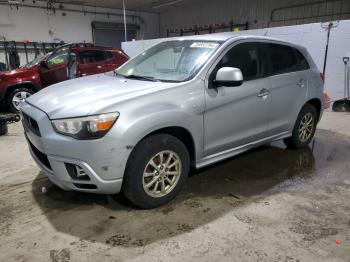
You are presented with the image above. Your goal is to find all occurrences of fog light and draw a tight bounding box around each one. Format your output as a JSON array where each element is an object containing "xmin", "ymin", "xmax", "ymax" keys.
[{"xmin": 65, "ymin": 163, "xmax": 90, "ymax": 181}]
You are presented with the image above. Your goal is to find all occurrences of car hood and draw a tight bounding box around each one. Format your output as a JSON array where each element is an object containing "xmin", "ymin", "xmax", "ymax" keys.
[
  {"xmin": 26, "ymin": 73, "xmax": 176, "ymax": 119},
  {"xmin": 0, "ymin": 67, "xmax": 35, "ymax": 78}
]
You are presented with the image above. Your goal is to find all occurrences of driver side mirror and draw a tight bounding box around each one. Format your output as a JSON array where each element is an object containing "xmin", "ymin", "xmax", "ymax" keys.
[
  {"xmin": 213, "ymin": 67, "xmax": 243, "ymax": 87},
  {"xmin": 40, "ymin": 60, "xmax": 49, "ymax": 69}
]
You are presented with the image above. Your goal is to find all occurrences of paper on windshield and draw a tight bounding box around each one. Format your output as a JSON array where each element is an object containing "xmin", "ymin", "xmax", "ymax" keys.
[{"xmin": 190, "ymin": 42, "xmax": 219, "ymax": 49}]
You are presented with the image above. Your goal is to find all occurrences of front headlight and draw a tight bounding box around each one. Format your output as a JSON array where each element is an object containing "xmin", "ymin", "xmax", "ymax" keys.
[{"xmin": 52, "ymin": 112, "xmax": 119, "ymax": 139}]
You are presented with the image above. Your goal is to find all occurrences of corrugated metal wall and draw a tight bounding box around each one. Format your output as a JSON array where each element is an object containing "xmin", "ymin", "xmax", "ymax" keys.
[{"xmin": 160, "ymin": 0, "xmax": 350, "ymax": 37}]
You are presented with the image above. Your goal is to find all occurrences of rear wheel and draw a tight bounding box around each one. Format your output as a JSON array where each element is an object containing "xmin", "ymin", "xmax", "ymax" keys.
[
  {"xmin": 7, "ymin": 87, "xmax": 34, "ymax": 113},
  {"xmin": 284, "ymin": 104, "xmax": 317, "ymax": 148},
  {"xmin": 122, "ymin": 134, "xmax": 190, "ymax": 209}
]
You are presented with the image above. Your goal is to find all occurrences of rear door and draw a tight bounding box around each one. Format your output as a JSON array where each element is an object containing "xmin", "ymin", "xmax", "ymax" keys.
[
  {"xmin": 39, "ymin": 45, "xmax": 71, "ymax": 87},
  {"xmin": 78, "ymin": 50, "xmax": 109, "ymax": 77},
  {"xmin": 101, "ymin": 51, "xmax": 122, "ymax": 72},
  {"xmin": 266, "ymin": 43, "xmax": 309, "ymax": 134}
]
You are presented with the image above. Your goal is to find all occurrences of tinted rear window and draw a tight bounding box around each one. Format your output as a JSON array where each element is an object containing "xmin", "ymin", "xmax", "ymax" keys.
[
  {"xmin": 295, "ymin": 49, "xmax": 310, "ymax": 70},
  {"xmin": 105, "ymin": 51, "xmax": 114, "ymax": 60},
  {"xmin": 79, "ymin": 50, "xmax": 106, "ymax": 64},
  {"xmin": 268, "ymin": 43, "xmax": 298, "ymax": 74}
]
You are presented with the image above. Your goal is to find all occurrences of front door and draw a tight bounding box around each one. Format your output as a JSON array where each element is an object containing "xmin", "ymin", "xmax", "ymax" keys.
[
  {"xmin": 204, "ymin": 42, "xmax": 271, "ymax": 157},
  {"xmin": 39, "ymin": 45, "xmax": 71, "ymax": 87}
]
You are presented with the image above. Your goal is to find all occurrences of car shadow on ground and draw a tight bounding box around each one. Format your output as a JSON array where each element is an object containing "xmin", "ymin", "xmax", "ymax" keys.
[
  {"xmin": 30, "ymin": 129, "xmax": 349, "ymax": 247},
  {"xmin": 0, "ymin": 105, "xmax": 9, "ymax": 114}
]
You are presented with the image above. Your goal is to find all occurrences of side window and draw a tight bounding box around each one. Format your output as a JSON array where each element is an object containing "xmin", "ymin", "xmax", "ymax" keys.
[
  {"xmin": 104, "ymin": 51, "xmax": 113, "ymax": 60},
  {"xmin": 268, "ymin": 44, "xmax": 298, "ymax": 74},
  {"xmin": 47, "ymin": 46, "xmax": 69, "ymax": 66},
  {"xmin": 79, "ymin": 50, "xmax": 106, "ymax": 64},
  {"xmin": 217, "ymin": 42, "xmax": 259, "ymax": 80},
  {"xmin": 258, "ymin": 43, "xmax": 270, "ymax": 76},
  {"xmin": 295, "ymin": 49, "xmax": 310, "ymax": 70}
]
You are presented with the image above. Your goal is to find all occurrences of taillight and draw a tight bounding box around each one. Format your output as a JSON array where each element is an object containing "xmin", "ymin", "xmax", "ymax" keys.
[
  {"xmin": 320, "ymin": 73, "xmax": 325, "ymax": 83},
  {"xmin": 322, "ymin": 91, "xmax": 330, "ymax": 109}
]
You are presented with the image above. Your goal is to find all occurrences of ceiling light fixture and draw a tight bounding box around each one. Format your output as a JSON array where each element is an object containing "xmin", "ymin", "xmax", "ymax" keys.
[{"xmin": 152, "ymin": 0, "xmax": 183, "ymax": 9}]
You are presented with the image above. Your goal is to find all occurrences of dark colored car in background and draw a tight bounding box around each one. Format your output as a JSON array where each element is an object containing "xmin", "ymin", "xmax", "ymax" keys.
[{"xmin": 0, "ymin": 44, "xmax": 129, "ymax": 112}]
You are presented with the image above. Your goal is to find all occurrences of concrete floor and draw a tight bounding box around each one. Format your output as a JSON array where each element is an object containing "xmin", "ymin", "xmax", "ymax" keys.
[{"xmin": 0, "ymin": 111, "xmax": 350, "ymax": 262}]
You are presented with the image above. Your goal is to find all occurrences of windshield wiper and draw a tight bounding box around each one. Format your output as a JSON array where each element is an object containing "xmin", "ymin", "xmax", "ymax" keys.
[
  {"xmin": 156, "ymin": 79, "xmax": 181, "ymax": 83},
  {"xmin": 114, "ymin": 72, "xmax": 177, "ymax": 82},
  {"xmin": 123, "ymin": 74, "xmax": 158, "ymax": 82}
]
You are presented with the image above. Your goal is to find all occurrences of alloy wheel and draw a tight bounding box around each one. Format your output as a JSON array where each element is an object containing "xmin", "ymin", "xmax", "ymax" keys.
[
  {"xmin": 12, "ymin": 91, "xmax": 31, "ymax": 111},
  {"xmin": 142, "ymin": 150, "xmax": 182, "ymax": 198},
  {"xmin": 298, "ymin": 112, "xmax": 314, "ymax": 143}
]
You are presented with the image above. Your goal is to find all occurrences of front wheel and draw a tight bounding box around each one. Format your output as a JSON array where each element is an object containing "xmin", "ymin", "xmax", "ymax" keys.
[
  {"xmin": 122, "ymin": 134, "xmax": 190, "ymax": 209},
  {"xmin": 284, "ymin": 104, "xmax": 317, "ymax": 148},
  {"xmin": 7, "ymin": 88, "xmax": 34, "ymax": 113}
]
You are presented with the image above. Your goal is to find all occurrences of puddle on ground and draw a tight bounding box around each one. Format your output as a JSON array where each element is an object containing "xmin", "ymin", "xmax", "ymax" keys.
[{"xmin": 28, "ymin": 129, "xmax": 350, "ymax": 246}]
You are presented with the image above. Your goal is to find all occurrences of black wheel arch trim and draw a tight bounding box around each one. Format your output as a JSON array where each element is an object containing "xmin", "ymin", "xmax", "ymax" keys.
[{"xmin": 1, "ymin": 81, "xmax": 39, "ymax": 101}]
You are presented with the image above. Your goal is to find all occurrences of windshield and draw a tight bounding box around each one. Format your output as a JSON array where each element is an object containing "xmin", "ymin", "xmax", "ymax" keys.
[
  {"xmin": 116, "ymin": 40, "xmax": 222, "ymax": 82},
  {"xmin": 23, "ymin": 53, "xmax": 50, "ymax": 69}
]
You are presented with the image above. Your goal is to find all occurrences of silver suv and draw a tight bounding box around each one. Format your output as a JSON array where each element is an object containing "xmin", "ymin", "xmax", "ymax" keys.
[{"xmin": 22, "ymin": 34, "xmax": 324, "ymax": 208}]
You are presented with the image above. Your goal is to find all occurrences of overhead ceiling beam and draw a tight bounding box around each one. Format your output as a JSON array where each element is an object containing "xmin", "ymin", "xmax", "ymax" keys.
[
  {"xmin": 19, "ymin": 0, "xmax": 160, "ymax": 13},
  {"xmin": 152, "ymin": 0, "xmax": 184, "ymax": 9},
  {"xmin": 0, "ymin": 2, "xmax": 141, "ymax": 20}
]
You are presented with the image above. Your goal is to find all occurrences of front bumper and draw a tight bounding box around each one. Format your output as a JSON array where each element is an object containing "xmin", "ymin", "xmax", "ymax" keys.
[
  {"xmin": 28, "ymin": 144, "xmax": 123, "ymax": 193},
  {"xmin": 21, "ymin": 102, "xmax": 130, "ymax": 194}
]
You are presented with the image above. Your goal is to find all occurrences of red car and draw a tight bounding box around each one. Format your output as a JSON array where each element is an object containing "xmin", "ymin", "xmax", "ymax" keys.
[{"xmin": 0, "ymin": 44, "xmax": 129, "ymax": 112}]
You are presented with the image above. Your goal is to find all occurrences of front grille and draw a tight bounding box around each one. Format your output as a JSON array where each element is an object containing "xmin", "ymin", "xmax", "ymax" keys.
[
  {"xmin": 22, "ymin": 113, "xmax": 41, "ymax": 137},
  {"xmin": 27, "ymin": 138, "xmax": 52, "ymax": 170}
]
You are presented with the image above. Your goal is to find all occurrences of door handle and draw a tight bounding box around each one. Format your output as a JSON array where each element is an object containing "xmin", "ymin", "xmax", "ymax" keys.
[
  {"xmin": 297, "ymin": 79, "xmax": 306, "ymax": 87},
  {"xmin": 257, "ymin": 88, "xmax": 271, "ymax": 98}
]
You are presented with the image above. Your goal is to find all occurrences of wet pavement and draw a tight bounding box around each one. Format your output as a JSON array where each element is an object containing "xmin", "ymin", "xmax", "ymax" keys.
[{"xmin": 1, "ymin": 121, "xmax": 350, "ymax": 261}]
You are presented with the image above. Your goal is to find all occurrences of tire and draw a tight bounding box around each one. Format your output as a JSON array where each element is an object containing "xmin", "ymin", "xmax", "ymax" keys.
[
  {"xmin": 7, "ymin": 87, "xmax": 34, "ymax": 113},
  {"xmin": 0, "ymin": 123, "xmax": 8, "ymax": 136},
  {"xmin": 122, "ymin": 134, "xmax": 190, "ymax": 209},
  {"xmin": 284, "ymin": 104, "xmax": 317, "ymax": 149}
]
